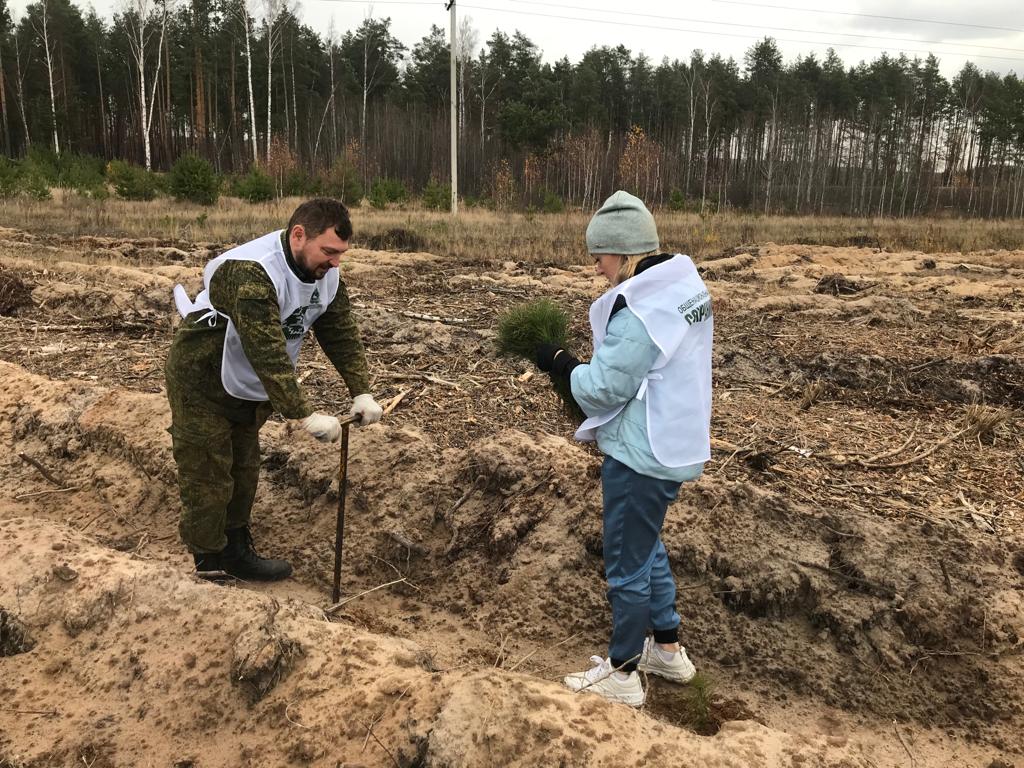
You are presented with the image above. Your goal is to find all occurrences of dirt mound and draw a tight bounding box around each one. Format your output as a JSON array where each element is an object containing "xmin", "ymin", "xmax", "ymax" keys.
[
  {"xmin": 3, "ymin": 358, "xmax": 1021, "ymax": 762},
  {"xmin": 665, "ymin": 480, "xmax": 1023, "ymax": 731},
  {"xmin": 0, "ymin": 269, "xmax": 33, "ymax": 315},
  {"xmin": 361, "ymin": 227, "xmax": 428, "ymax": 253},
  {"xmin": 802, "ymin": 351, "xmax": 1024, "ymax": 407},
  {"xmin": 1, "ymin": 517, "xmax": 868, "ymax": 767}
]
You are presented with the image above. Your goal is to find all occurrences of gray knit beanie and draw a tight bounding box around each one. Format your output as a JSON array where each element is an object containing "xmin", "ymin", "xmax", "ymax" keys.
[{"xmin": 585, "ymin": 190, "xmax": 659, "ymax": 255}]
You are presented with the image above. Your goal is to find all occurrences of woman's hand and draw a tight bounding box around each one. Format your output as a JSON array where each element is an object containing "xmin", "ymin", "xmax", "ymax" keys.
[{"xmin": 534, "ymin": 343, "xmax": 565, "ymax": 373}]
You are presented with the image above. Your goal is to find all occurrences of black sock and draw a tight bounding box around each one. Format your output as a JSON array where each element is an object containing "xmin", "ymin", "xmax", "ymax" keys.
[
  {"xmin": 653, "ymin": 627, "xmax": 679, "ymax": 645},
  {"xmin": 610, "ymin": 657, "xmax": 638, "ymax": 674}
]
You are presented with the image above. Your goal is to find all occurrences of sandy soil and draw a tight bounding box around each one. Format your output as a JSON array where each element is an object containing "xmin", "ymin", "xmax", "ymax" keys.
[{"xmin": 0, "ymin": 227, "xmax": 1022, "ymax": 767}]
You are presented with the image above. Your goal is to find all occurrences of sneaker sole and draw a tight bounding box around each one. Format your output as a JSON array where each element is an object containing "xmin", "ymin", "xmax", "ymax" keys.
[
  {"xmin": 637, "ymin": 663, "xmax": 696, "ymax": 684},
  {"xmin": 563, "ymin": 679, "xmax": 645, "ymax": 707}
]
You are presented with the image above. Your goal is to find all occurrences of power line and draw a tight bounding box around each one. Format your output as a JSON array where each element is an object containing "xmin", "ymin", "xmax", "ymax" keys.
[
  {"xmin": 459, "ymin": 2, "xmax": 1024, "ymax": 62},
  {"xmin": 501, "ymin": 0, "xmax": 1024, "ymax": 54},
  {"xmin": 710, "ymin": 0, "xmax": 1024, "ymax": 35}
]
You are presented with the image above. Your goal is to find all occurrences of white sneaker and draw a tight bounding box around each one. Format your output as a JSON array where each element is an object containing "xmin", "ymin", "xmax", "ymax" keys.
[
  {"xmin": 563, "ymin": 656, "xmax": 645, "ymax": 707},
  {"xmin": 638, "ymin": 638, "xmax": 697, "ymax": 683}
]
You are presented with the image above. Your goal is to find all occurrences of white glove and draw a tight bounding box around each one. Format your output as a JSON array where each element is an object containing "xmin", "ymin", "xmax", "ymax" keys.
[
  {"xmin": 350, "ymin": 393, "xmax": 383, "ymax": 427},
  {"xmin": 300, "ymin": 412, "xmax": 342, "ymax": 442}
]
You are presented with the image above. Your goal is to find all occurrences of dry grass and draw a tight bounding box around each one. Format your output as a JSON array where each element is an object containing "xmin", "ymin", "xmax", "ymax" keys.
[{"xmin": 1, "ymin": 191, "xmax": 1021, "ymax": 265}]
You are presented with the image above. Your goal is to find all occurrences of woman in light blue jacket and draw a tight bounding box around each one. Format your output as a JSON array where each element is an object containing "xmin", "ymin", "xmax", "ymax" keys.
[{"xmin": 535, "ymin": 191, "xmax": 713, "ymax": 707}]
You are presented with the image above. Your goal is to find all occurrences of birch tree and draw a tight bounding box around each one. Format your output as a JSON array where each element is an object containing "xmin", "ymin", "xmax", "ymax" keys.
[
  {"xmin": 456, "ymin": 15, "xmax": 476, "ymax": 133},
  {"xmin": 121, "ymin": 0, "xmax": 169, "ymax": 169},
  {"xmin": 261, "ymin": 0, "xmax": 286, "ymax": 165},
  {"xmin": 28, "ymin": 0, "xmax": 58, "ymax": 152}
]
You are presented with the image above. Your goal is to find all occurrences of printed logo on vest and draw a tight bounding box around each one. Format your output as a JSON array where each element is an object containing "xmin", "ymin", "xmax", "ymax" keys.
[
  {"xmin": 682, "ymin": 299, "xmax": 713, "ymax": 325},
  {"xmin": 281, "ymin": 306, "xmax": 309, "ymax": 339},
  {"xmin": 678, "ymin": 289, "xmax": 712, "ymax": 325}
]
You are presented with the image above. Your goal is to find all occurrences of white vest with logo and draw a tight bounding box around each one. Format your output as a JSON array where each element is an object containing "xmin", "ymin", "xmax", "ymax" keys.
[
  {"xmin": 574, "ymin": 254, "xmax": 713, "ymax": 467},
  {"xmin": 172, "ymin": 230, "xmax": 339, "ymax": 402}
]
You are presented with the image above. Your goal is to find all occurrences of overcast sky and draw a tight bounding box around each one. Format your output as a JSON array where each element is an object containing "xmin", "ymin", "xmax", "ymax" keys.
[{"xmin": 14, "ymin": 0, "xmax": 1024, "ymax": 78}]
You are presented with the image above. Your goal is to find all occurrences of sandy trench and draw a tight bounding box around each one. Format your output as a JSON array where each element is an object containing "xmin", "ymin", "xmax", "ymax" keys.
[{"xmin": 0, "ymin": 227, "xmax": 1022, "ymax": 767}]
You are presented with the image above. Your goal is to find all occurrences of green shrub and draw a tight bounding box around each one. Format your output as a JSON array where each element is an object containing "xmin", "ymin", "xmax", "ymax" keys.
[
  {"xmin": 59, "ymin": 154, "xmax": 106, "ymax": 190},
  {"xmin": 668, "ymin": 188, "xmax": 686, "ymax": 211},
  {"xmin": 233, "ymin": 168, "xmax": 276, "ymax": 203},
  {"xmin": 422, "ymin": 180, "xmax": 451, "ymax": 211},
  {"xmin": 74, "ymin": 182, "xmax": 110, "ymax": 200},
  {"xmin": 168, "ymin": 154, "xmax": 220, "ymax": 205},
  {"xmin": 21, "ymin": 171, "xmax": 51, "ymax": 201},
  {"xmin": 24, "ymin": 147, "xmax": 60, "ymax": 184},
  {"xmin": 0, "ymin": 159, "xmax": 21, "ymax": 199},
  {"xmin": 541, "ymin": 189, "xmax": 564, "ymax": 213},
  {"xmin": 322, "ymin": 160, "xmax": 363, "ymax": 204},
  {"xmin": 108, "ymin": 160, "xmax": 158, "ymax": 201},
  {"xmin": 368, "ymin": 177, "xmax": 408, "ymax": 209},
  {"xmin": 496, "ymin": 299, "xmax": 583, "ymax": 422},
  {"xmin": 283, "ymin": 168, "xmax": 320, "ymax": 197}
]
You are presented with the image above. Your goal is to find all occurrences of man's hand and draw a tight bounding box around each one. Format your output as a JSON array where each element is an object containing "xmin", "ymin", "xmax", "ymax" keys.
[
  {"xmin": 350, "ymin": 393, "xmax": 383, "ymax": 426},
  {"xmin": 300, "ymin": 412, "xmax": 342, "ymax": 442}
]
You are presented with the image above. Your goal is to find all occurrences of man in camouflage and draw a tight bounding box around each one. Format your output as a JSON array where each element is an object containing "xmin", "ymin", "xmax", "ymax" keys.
[{"xmin": 165, "ymin": 199, "xmax": 382, "ymax": 581}]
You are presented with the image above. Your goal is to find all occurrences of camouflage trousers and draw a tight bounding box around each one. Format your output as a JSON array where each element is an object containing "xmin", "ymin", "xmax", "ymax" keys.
[{"xmin": 165, "ymin": 375, "xmax": 273, "ymax": 554}]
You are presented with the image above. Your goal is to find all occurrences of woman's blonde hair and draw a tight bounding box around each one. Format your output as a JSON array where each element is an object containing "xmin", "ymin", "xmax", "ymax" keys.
[{"xmin": 613, "ymin": 251, "xmax": 659, "ymax": 285}]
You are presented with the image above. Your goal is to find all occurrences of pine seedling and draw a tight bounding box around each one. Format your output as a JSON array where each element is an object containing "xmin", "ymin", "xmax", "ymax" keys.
[
  {"xmin": 496, "ymin": 299, "xmax": 585, "ymax": 423},
  {"xmin": 495, "ymin": 299, "xmax": 570, "ymax": 359}
]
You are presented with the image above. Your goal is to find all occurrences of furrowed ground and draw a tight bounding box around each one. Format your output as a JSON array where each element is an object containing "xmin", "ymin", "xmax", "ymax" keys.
[{"xmin": 0, "ymin": 212, "xmax": 1021, "ymax": 767}]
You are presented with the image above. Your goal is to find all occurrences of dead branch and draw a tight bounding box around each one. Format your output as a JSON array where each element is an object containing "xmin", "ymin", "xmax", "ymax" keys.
[
  {"xmin": 792, "ymin": 559, "xmax": 896, "ymax": 599},
  {"xmin": 359, "ymin": 718, "xmax": 402, "ymax": 768},
  {"xmin": 382, "ymin": 389, "xmax": 410, "ymax": 416},
  {"xmin": 324, "ymin": 578, "xmax": 416, "ymax": 615},
  {"xmin": 14, "ymin": 486, "xmax": 81, "ymax": 501},
  {"xmin": 378, "ymin": 372, "xmax": 462, "ymax": 389},
  {"xmin": 508, "ymin": 631, "xmax": 581, "ymax": 672},
  {"xmin": 386, "ymin": 529, "xmax": 429, "ymax": 557},
  {"xmin": 893, "ymin": 719, "xmax": 916, "ymax": 767},
  {"xmin": 18, "ymin": 452, "xmax": 63, "ymax": 486}
]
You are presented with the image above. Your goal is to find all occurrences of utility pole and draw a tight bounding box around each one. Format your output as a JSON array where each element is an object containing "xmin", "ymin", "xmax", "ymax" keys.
[{"xmin": 447, "ymin": 0, "xmax": 458, "ymax": 215}]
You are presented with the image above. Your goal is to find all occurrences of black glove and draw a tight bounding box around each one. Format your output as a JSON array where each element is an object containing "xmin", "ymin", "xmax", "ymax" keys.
[
  {"xmin": 535, "ymin": 343, "xmax": 564, "ymax": 373},
  {"xmin": 550, "ymin": 349, "xmax": 581, "ymax": 379},
  {"xmin": 536, "ymin": 343, "xmax": 582, "ymax": 380}
]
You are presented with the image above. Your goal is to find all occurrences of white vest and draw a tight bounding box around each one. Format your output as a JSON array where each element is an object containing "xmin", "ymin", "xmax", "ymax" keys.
[
  {"xmin": 172, "ymin": 230, "xmax": 339, "ymax": 401},
  {"xmin": 574, "ymin": 254, "xmax": 713, "ymax": 467}
]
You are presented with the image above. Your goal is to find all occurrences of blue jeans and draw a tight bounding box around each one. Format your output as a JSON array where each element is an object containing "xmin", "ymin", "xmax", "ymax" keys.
[{"xmin": 601, "ymin": 455, "xmax": 682, "ymax": 668}]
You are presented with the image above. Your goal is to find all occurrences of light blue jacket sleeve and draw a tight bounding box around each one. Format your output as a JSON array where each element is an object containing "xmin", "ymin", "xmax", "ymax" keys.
[{"xmin": 570, "ymin": 307, "xmax": 660, "ymax": 416}]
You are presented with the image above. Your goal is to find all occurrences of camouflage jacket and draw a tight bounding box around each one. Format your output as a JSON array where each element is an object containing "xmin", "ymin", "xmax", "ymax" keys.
[{"xmin": 165, "ymin": 234, "xmax": 370, "ymax": 420}]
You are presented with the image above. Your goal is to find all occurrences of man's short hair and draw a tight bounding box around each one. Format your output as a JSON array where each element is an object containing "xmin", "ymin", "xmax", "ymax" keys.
[{"xmin": 287, "ymin": 198, "xmax": 353, "ymax": 241}]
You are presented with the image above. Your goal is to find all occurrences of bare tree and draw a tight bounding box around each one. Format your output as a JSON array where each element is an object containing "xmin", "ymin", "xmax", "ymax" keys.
[
  {"xmin": 476, "ymin": 50, "xmax": 497, "ymax": 156},
  {"xmin": 12, "ymin": 32, "xmax": 30, "ymax": 148},
  {"xmin": 0, "ymin": 15, "xmax": 10, "ymax": 152},
  {"xmin": 261, "ymin": 0, "xmax": 286, "ymax": 165},
  {"xmin": 29, "ymin": 0, "xmax": 59, "ymax": 153},
  {"xmin": 326, "ymin": 16, "xmax": 338, "ymax": 158},
  {"xmin": 122, "ymin": 0, "xmax": 170, "ymax": 169},
  {"xmin": 242, "ymin": 5, "xmax": 257, "ymax": 163},
  {"xmin": 456, "ymin": 14, "xmax": 476, "ymax": 133}
]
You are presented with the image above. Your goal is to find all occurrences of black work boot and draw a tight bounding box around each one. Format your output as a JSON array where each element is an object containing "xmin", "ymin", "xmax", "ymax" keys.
[
  {"xmin": 223, "ymin": 526, "xmax": 293, "ymax": 581},
  {"xmin": 193, "ymin": 551, "xmax": 229, "ymax": 580}
]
